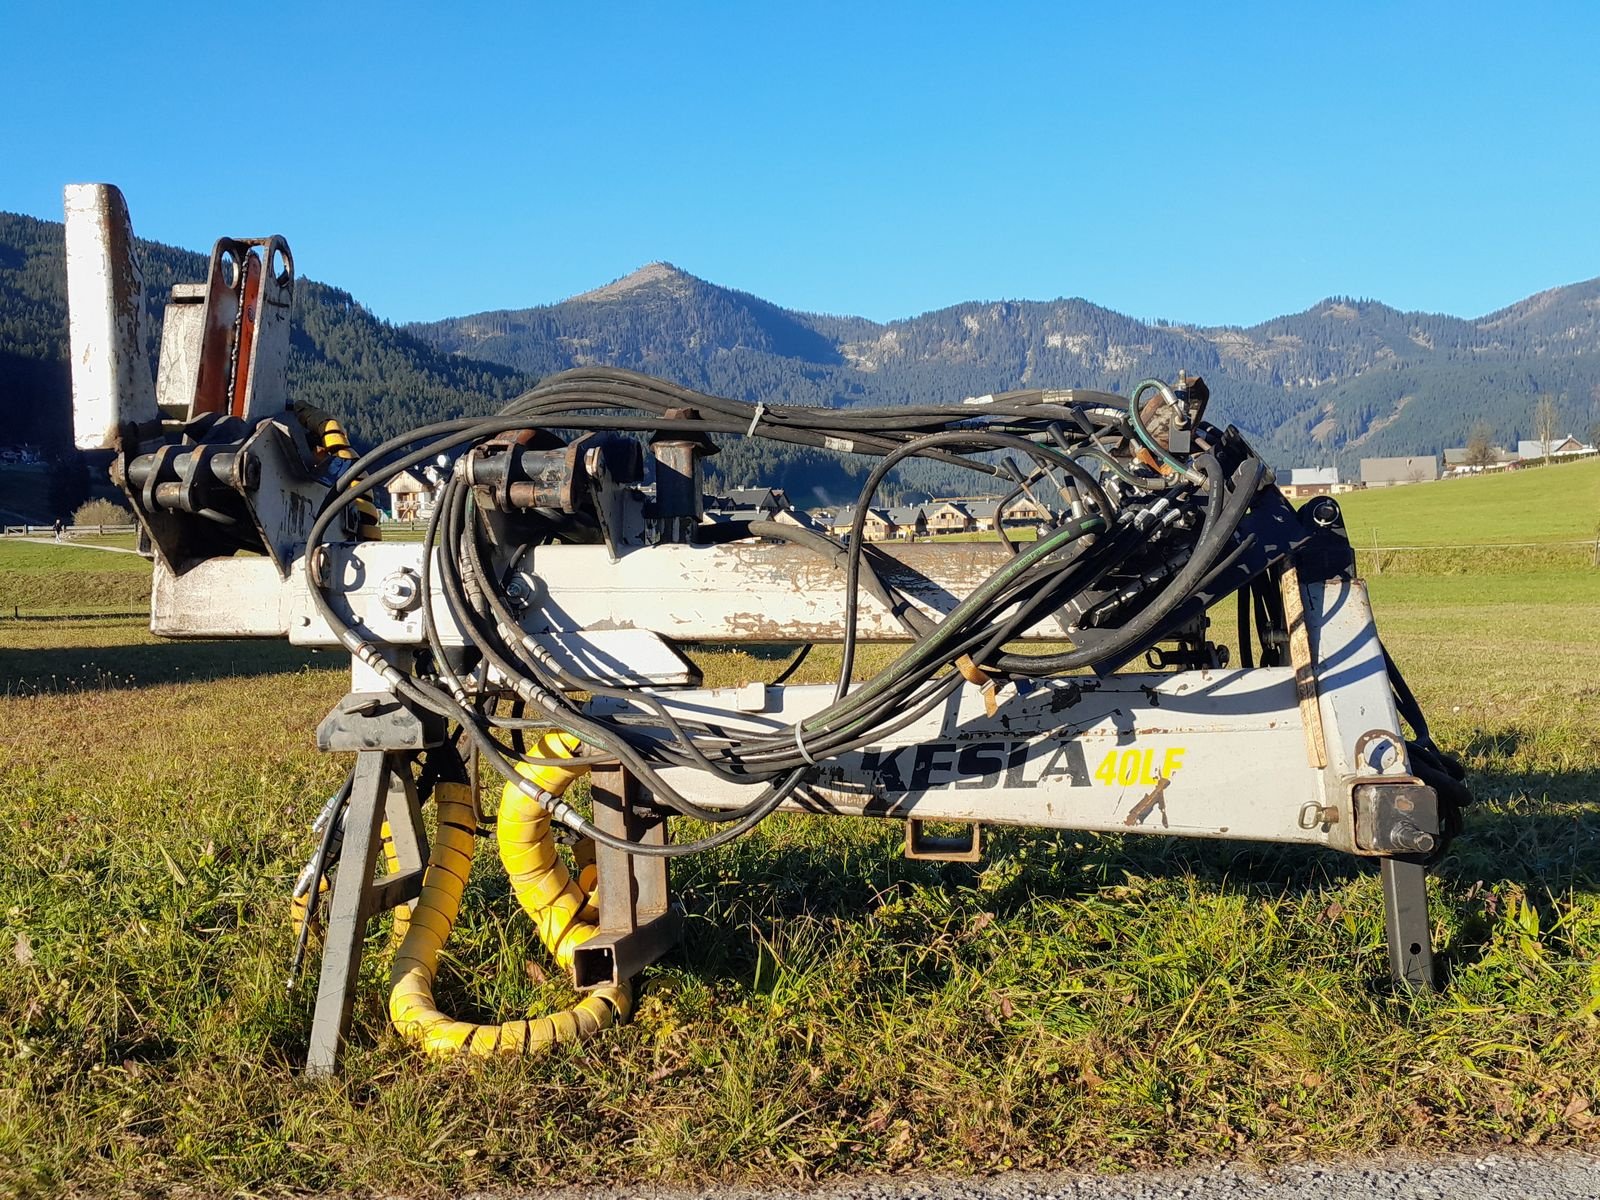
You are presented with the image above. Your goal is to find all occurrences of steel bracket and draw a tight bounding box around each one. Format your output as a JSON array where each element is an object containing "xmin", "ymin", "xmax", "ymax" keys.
[
  {"xmin": 317, "ymin": 691, "xmax": 446, "ymax": 753},
  {"xmin": 904, "ymin": 818, "xmax": 983, "ymax": 862},
  {"xmin": 1353, "ymin": 776, "xmax": 1440, "ymax": 856},
  {"xmin": 1381, "ymin": 857, "xmax": 1436, "ymax": 990},
  {"xmin": 304, "ymin": 749, "xmax": 429, "ymax": 1074},
  {"xmin": 573, "ymin": 768, "xmax": 681, "ymax": 989}
]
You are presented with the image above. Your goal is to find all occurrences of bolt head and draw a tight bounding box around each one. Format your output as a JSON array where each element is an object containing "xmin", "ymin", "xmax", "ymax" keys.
[
  {"xmin": 1309, "ymin": 497, "xmax": 1341, "ymax": 528},
  {"xmin": 378, "ymin": 568, "xmax": 422, "ymax": 615}
]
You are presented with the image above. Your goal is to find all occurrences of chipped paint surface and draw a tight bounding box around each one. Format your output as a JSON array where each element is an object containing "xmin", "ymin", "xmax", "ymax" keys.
[
  {"xmin": 145, "ymin": 517, "xmax": 1413, "ymax": 859},
  {"xmin": 589, "ymin": 675, "xmax": 1346, "ymax": 846},
  {"xmin": 64, "ymin": 184, "xmax": 159, "ymax": 449},
  {"xmin": 1124, "ymin": 775, "xmax": 1171, "ymax": 828}
]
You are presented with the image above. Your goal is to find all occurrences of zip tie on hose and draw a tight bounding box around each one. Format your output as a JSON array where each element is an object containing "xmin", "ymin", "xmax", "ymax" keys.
[
  {"xmin": 746, "ymin": 401, "xmax": 767, "ymax": 436},
  {"xmin": 792, "ymin": 720, "xmax": 819, "ymax": 767}
]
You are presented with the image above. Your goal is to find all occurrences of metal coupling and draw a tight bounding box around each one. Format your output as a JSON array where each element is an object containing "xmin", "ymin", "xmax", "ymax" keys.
[{"xmin": 1353, "ymin": 778, "xmax": 1442, "ymax": 857}]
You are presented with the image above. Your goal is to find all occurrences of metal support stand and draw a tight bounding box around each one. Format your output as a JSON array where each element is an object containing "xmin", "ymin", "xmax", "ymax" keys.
[
  {"xmin": 573, "ymin": 767, "xmax": 681, "ymax": 989},
  {"xmin": 304, "ymin": 749, "xmax": 429, "ymax": 1075},
  {"xmin": 1380, "ymin": 857, "xmax": 1436, "ymax": 990}
]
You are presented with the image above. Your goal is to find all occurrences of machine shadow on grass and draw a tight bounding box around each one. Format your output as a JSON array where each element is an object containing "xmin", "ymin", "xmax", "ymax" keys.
[
  {"xmin": 125, "ymin": 765, "xmax": 1600, "ymax": 1073},
  {"xmin": 0, "ymin": 637, "xmax": 334, "ymax": 693},
  {"xmin": 662, "ymin": 760, "xmax": 1600, "ymax": 996}
]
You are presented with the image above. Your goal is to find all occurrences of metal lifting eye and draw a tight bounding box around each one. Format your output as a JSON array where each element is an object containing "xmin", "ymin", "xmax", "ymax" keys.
[{"xmin": 269, "ymin": 240, "xmax": 294, "ymax": 288}]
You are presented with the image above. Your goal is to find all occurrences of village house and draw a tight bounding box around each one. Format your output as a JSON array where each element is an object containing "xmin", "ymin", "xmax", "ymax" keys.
[
  {"xmin": 821, "ymin": 495, "xmax": 1064, "ymax": 542},
  {"xmin": 713, "ymin": 487, "xmax": 790, "ymax": 515},
  {"xmin": 1359, "ymin": 456, "xmax": 1440, "ymax": 488},
  {"xmin": 1001, "ymin": 494, "xmax": 1053, "ymax": 526},
  {"xmin": 886, "ymin": 505, "xmax": 927, "ymax": 540},
  {"xmin": 859, "ymin": 507, "xmax": 897, "ymax": 541},
  {"xmin": 386, "ymin": 469, "xmax": 436, "ymax": 520},
  {"xmin": 924, "ymin": 501, "xmax": 974, "ymax": 536},
  {"xmin": 964, "ymin": 499, "xmax": 1002, "ymax": 531},
  {"xmin": 826, "ymin": 506, "xmax": 899, "ymax": 542},
  {"xmin": 1515, "ymin": 435, "xmax": 1589, "ymax": 462},
  {"xmin": 702, "ymin": 487, "xmax": 808, "ymax": 529},
  {"xmin": 1442, "ymin": 446, "xmax": 1516, "ymax": 474},
  {"xmin": 1278, "ymin": 467, "xmax": 1347, "ymax": 500}
]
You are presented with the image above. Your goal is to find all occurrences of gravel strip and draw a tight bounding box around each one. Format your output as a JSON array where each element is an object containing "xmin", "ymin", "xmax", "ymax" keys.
[{"xmin": 488, "ymin": 1150, "xmax": 1600, "ymax": 1200}]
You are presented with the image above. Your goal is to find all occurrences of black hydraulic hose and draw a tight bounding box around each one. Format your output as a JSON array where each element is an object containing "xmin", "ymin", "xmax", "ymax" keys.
[
  {"xmin": 456, "ymin": 496, "xmax": 760, "ymax": 793},
  {"xmin": 433, "ymin": 482, "xmax": 746, "ymax": 814},
  {"xmin": 744, "ymin": 519, "xmax": 935, "ymax": 639},
  {"xmin": 1236, "ymin": 587, "xmax": 1254, "ymax": 669},
  {"xmin": 833, "ymin": 428, "xmax": 1117, "ymax": 701},
  {"xmin": 295, "ymin": 366, "xmax": 1267, "ymax": 860},
  {"xmin": 1381, "ymin": 641, "xmax": 1442, "ymax": 756},
  {"xmin": 807, "ymin": 515, "xmax": 1110, "ymax": 743},
  {"xmin": 1251, "ymin": 583, "xmax": 1275, "ymax": 666},
  {"xmin": 768, "ymin": 643, "xmax": 813, "ymax": 686},
  {"xmin": 365, "ymin": 500, "xmax": 815, "ymax": 855},
  {"xmin": 975, "ymin": 454, "xmax": 1262, "ymax": 676},
  {"xmin": 286, "ymin": 767, "xmax": 355, "ymax": 988},
  {"xmin": 438, "ymin": 479, "xmax": 814, "ymax": 807}
]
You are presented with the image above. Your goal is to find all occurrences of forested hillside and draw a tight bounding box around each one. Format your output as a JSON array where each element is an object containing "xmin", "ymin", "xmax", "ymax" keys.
[
  {"xmin": 6, "ymin": 208, "xmax": 1600, "ymax": 508},
  {"xmin": 0, "ymin": 212, "xmax": 531, "ymax": 454}
]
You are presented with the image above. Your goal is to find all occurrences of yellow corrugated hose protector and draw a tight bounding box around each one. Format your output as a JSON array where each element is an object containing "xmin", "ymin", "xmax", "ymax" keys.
[
  {"xmin": 293, "ymin": 402, "xmax": 382, "ymax": 539},
  {"xmin": 387, "ymin": 732, "xmax": 632, "ymax": 1056}
]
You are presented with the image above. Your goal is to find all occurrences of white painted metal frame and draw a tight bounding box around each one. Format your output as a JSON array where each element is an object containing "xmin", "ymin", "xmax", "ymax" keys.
[
  {"xmin": 585, "ymin": 578, "xmax": 1410, "ymax": 854},
  {"xmin": 149, "ymin": 534, "xmax": 1412, "ymax": 856}
]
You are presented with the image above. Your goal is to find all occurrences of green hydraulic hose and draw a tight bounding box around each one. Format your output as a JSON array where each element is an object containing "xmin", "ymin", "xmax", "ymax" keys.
[{"xmin": 1129, "ymin": 379, "xmax": 1205, "ymax": 486}]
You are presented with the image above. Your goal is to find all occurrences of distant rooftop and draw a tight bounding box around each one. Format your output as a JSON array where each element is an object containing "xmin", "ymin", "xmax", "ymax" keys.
[
  {"xmin": 1360, "ymin": 455, "xmax": 1439, "ymax": 484},
  {"xmin": 1515, "ymin": 436, "xmax": 1585, "ymax": 460},
  {"xmin": 1288, "ymin": 467, "xmax": 1340, "ymax": 486}
]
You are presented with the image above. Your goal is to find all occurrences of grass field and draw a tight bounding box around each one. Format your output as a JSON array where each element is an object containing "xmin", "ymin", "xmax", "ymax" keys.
[
  {"xmin": 1, "ymin": 473, "xmax": 1598, "ymax": 1196},
  {"xmin": 1335, "ymin": 455, "xmax": 1600, "ymax": 548},
  {"xmin": 0, "ymin": 539, "xmax": 151, "ymax": 616}
]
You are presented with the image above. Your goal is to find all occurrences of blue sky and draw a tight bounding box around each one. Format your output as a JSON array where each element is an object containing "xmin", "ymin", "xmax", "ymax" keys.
[{"xmin": 5, "ymin": 2, "xmax": 1598, "ymax": 328}]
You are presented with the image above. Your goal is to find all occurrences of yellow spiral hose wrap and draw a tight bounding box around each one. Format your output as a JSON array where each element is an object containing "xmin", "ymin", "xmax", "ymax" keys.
[
  {"xmin": 293, "ymin": 401, "xmax": 382, "ymax": 540},
  {"xmin": 383, "ymin": 823, "xmax": 410, "ymax": 941},
  {"xmin": 387, "ymin": 752, "xmax": 632, "ymax": 1056}
]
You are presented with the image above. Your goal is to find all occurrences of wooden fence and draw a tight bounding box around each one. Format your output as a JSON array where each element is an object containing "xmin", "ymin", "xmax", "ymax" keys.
[{"xmin": 2, "ymin": 524, "xmax": 140, "ymax": 538}]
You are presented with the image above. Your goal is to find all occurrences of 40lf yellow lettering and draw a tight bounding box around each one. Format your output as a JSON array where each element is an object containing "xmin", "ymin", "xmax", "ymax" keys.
[{"xmin": 1092, "ymin": 746, "xmax": 1187, "ymax": 787}]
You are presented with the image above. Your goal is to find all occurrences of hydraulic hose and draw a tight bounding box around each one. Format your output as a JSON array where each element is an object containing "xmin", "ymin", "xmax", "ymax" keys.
[
  {"xmin": 299, "ymin": 367, "xmax": 1268, "ymax": 863},
  {"xmin": 294, "ymin": 402, "xmax": 382, "ymax": 540},
  {"xmin": 387, "ymin": 755, "xmax": 631, "ymax": 1056}
]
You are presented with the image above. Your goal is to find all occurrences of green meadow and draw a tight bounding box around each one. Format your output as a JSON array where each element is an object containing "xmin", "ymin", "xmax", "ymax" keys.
[{"xmin": 0, "ymin": 461, "xmax": 1597, "ymax": 1196}]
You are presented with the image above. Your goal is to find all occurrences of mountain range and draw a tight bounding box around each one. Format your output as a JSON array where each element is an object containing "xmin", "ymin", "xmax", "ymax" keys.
[
  {"xmin": 409, "ymin": 262, "xmax": 1600, "ymax": 479},
  {"xmin": 4, "ymin": 207, "xmax": 1599, "ymax": 511}
]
